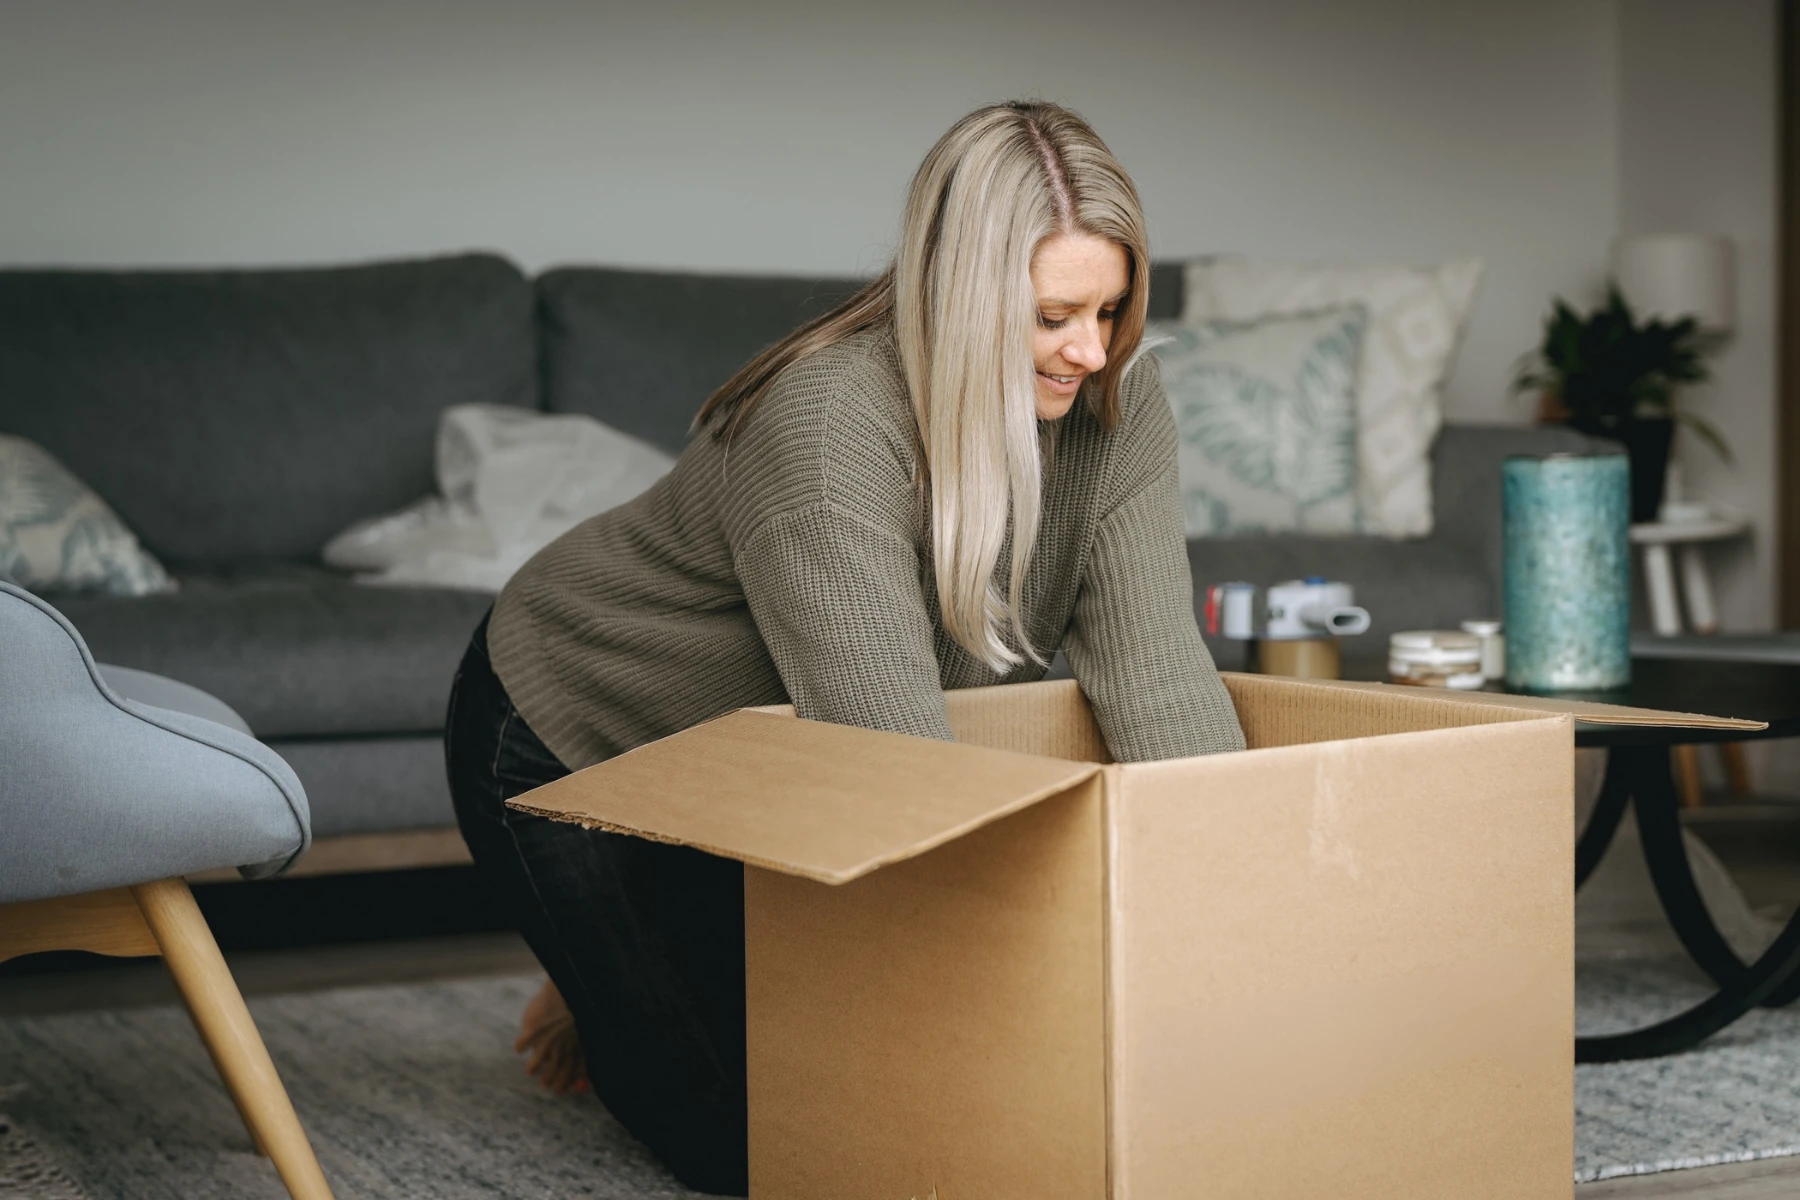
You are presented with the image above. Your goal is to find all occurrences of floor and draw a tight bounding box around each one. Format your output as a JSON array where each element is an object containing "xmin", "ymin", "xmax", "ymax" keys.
[
  {"xmin": 0, "ymin": 928, "xmax": 539, "ymax": 1019},
  {"xmin": 4, "ymin": 806, "xmax": 1800, "ymax": 1197},
  {"xmin": 1578, "ymin": 802, "xmax": 1800, "ymax": 1199}
]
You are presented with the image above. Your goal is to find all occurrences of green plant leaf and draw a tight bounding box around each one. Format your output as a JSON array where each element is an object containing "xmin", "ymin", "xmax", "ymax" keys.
[
  {"xmin": 1677, "ymin": 411, "xmax": 1734, "ymax": 462},
  {"xmin": 1513, "ymin": 284, "xmax": 1728, "ymax": 458}
]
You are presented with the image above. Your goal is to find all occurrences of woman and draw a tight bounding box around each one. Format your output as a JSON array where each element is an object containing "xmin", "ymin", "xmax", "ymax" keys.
[{"xmin": 445, "ymin": 99, "xmax": 1244, "ymax": 1195}]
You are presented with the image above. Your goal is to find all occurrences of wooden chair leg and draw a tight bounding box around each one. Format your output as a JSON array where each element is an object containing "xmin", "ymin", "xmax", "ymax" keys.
[
  {"xmin": 131, "ymin": 878, "xmax": 334, "ymax": 1200},
  {"xmin": 1672, "ymin": 744, "xmax": 1706, "ymax": 808},
  {"xmin": 1720, "ymin": 742, "xmax": 1753, "ymax": 795},
  {"xmin": 163, "ymin": 971, "xmax": 271, "ymax": 1157}
]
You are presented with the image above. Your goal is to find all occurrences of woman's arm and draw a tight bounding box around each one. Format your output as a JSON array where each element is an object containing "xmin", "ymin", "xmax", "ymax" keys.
[
  {"xmin": 734, "ymin": 501, "xmax": 954, "ymax": 741},
  {"xmin": 1062, "ymin": 366, "xmax": 1246, "ymax": 762},
  {"xmin": 722, "ymin": 335, "xmax": 953, "ymax": 741}
]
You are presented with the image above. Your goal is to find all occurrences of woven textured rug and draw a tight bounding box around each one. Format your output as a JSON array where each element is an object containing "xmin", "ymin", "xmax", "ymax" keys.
[
  {"xmin": 1576, "ymin": 955, "xmax": 1800, "ymax": 1183},
  {"xmin": 0, "ymin": 974, "xmax": 697, "ymax": 1199},
  {"xmin": 3, "ymin": 961, "xmax": 1800, "ymax": 1196}
]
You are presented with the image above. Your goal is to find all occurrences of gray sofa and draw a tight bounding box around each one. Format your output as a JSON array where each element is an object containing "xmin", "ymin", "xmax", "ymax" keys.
[{"xmin": 0, "ymin": 253, "xmax": 1595, "ymax": 860}]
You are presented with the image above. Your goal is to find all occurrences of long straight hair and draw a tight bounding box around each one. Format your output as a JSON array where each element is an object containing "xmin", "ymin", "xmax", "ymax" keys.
[{"xmin": 695, "ymin": 101, "xmax": 1151, "ymax": 671}]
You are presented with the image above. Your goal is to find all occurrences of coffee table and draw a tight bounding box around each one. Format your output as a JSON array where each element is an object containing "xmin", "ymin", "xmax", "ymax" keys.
[{"xmin": 1344, "ymin": 654, "xmax": 1800, "ymax": 1062}]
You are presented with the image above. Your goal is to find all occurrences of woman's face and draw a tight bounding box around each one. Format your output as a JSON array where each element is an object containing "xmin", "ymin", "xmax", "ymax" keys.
[{"xmin": 1030, "ymin": 232, "xmax": 1129, "ymax": 421}]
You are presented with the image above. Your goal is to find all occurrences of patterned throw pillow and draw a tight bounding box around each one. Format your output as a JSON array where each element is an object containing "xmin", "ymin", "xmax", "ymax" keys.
[
  {"xmin": 1183, "ymin": 257, "xmax": 1483, "ymax": 538},
  {"xmin": 0, "ymin": 435, "xmax": 176, "ymax": 595},
  {"xmin": 1149, "ymin": 307, "xmax": 1367, "ymax": 537}
]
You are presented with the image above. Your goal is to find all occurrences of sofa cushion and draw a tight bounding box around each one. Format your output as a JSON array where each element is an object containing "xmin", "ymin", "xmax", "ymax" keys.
[
  {"xmin": 268, "ymin": 735, "xmax": 454, "ymax": 838},
  {"xmin": 537, "ymin": 262, "xmax": 1189, "ymax": 458},
  {"xmin": 50, "ymin": 565, "xmax": 492, "ymax": 738},
  {"xmin": 1145, "ymin": 261, "xmax": 1183, "ymax": 321},
  {"xmin": 538, "ymin": 267, "xmax": 865, "ymax": 455},
  {"xmin": 0, "ymin": 254, "xmax": 536, "ymax": 566}
]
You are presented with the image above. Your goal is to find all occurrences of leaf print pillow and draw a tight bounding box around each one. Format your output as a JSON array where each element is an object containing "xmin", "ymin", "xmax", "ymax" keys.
[
  {"xmin": 0, "ymin": 435, "xmax": 176, "ymax": 595},
  {"xmin": 1183, "ymin": 258, "xmax": 1482, "ymax": 537},
  {"xmin": 1149, "ymin": 307, "xmax": 1367, "ymax": 537}
]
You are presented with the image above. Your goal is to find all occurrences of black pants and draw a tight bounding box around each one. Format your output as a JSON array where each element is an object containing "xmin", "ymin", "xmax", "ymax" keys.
[{"xmin": 445, "ymin": 615, "xmax": 748, "ymax": 1196}]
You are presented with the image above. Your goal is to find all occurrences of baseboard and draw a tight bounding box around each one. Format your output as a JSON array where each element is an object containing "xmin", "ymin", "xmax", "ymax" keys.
[{"xmin": 188, "ymin": 828, "xmax": 473, "ymax": 884}]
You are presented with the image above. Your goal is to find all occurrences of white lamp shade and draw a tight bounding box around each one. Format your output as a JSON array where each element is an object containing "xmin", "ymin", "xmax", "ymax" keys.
[{"xmin": 1611, "ymin": 234, "xmax": 1735, "ymax": 331}]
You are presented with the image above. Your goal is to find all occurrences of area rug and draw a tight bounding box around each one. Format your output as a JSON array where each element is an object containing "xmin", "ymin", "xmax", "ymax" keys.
[
  {"xmin": 0, "ymin": 974, "xmax": 698, "ymax": 1199},
  {"xmin": 1576, "ymin": 955, "xmax": 1800, "ymax": 1183},
  {"xmin": 4, "ymin": 960, "xmax": 1800, "ymax": 1196}
]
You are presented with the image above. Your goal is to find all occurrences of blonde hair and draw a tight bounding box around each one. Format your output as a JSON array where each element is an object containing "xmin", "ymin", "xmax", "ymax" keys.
[{"xmin": 696, "ymin": 101, "xmax": 1150, "ymax": 671}]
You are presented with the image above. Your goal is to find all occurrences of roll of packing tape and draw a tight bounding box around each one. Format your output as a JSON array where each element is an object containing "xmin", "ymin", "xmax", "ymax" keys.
[{"xmin": 1255, "ymin": 637, "xmax": 1341, "ymax": 680}]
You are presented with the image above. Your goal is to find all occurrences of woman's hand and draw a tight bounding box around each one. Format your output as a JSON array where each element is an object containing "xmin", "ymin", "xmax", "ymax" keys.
[{"xmin": 515, "ymin": 977, "xmax": 590, "ymax": 1095}]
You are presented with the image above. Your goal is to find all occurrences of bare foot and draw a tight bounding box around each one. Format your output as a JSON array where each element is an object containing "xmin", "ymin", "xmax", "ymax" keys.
[{"xmin": 514, "ymin": 978, "xmax": 590, "ymax": 1095}]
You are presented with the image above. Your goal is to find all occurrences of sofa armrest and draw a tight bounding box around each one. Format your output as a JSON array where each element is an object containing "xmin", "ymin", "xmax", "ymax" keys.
[{"xmin": 1431, "ymin": 422, "xmax": 1619, "ymax": 600}]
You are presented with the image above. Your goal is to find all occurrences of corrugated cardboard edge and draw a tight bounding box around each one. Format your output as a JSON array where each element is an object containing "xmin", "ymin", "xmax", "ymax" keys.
[
  {"xmin": 1223, "ymin": 673, "xmax": 1766, "ymax": 732},
  {"xmin": 747, "ymin": 683, "xmax": 1113, "ymax": 762},
  {"xmin": 508, "ymin": 709, "xmax": 1105, "ymax": 886},
  {"xmin": 509, "ymin": 770, "xmax": 1102, "ymax": 886},
  {"xmin": 1102, "ymin": 763, "xmax": 1124, "ymax": 1200}
]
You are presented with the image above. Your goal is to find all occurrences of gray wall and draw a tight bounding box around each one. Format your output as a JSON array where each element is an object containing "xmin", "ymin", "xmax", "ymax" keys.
[
  {"xmin": 1, "ymin": 0, "xmax": 1620, "ymax": 430},
  {"xmin": 1619, "ymin": 0, "xmax": 1778, "ymax": 634}
]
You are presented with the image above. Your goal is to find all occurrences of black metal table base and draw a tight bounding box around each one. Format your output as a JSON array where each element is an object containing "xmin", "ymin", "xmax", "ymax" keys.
[{"xmin": 1576, "ymin": 746, "xmax": 1800, "ymax": 1062}]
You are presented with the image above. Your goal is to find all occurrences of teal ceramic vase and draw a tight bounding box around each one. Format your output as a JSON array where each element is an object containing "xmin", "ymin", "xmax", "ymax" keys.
[{"xmin": 1503, "ymin": 452, "xmax": 1631, "ymax": 691}]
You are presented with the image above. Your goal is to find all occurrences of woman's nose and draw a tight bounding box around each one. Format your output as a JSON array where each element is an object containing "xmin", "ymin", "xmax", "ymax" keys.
[{"xmin": 1062, "ymin": 324, "xmax": 1108, "ymax": 372}]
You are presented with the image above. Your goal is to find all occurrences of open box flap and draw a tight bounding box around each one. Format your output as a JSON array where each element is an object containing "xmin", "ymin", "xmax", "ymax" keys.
[
  {"xmin": 1236, "ymin": 675, "xmax": 1767, "ymax": 732},
  {"xmin": 508, "ymin": 709, "xmax": 1101, "ymax": 885}
]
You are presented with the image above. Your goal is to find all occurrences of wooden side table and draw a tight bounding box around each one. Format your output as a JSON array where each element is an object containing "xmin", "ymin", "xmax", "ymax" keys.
[{"xmin": 1630, "ymin": 514, "xmax": 1753, "ymax": 804}]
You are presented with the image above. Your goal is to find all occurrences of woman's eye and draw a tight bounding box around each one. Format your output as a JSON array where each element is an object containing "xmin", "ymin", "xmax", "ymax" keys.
[
  {"xmin": 1098, "ymin": 308, "xmax": 1118, "ymax": 322},
  {"xmin": 1037, "ymin": 314, "xmax": 1068, "ymax": 330}
]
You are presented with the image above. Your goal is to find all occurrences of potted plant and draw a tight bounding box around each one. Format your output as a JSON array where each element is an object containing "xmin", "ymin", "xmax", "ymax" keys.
[{"xmin": 1512, "ymin": 286, "xmax": 1729, "ymax": 523}]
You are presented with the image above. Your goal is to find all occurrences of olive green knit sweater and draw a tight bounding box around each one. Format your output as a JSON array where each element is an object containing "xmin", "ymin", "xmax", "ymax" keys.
[{"xmin": 487, "ymin": 326, "xmax": 1244, "ymax": 770}]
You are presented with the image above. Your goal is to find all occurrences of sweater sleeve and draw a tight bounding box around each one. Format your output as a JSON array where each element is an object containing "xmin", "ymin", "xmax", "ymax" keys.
[
  {"xmin": 1062, "ymin": 367, "xmax": 1246, "ymax": 762},
  {"xmin": 734, "ymin": 501, "xmax": 956, "ymax": 742}
]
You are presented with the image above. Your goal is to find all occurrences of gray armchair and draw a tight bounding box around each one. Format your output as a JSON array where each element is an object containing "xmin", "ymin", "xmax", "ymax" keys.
[{"xmin": 0, "ymin": 581, "xmax": 332, "ymax": 1198}]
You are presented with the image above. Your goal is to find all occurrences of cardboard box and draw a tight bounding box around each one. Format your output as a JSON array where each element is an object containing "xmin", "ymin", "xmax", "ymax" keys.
[{"xmin": 512, "ymin": 673, "xmax": 1756, "ymax": 1199}]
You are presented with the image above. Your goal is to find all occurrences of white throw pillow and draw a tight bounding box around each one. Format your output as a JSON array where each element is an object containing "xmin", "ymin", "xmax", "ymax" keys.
[
  {"xmin": 1148, "ymin": 308, "xmax": 1366, "ymax": 537},
  {"xmin": 1183, "ymin": 257, "xmax": 1483, "ymax": 538},
  {"xmin": 0, "ymin": 434, "xmax": 176, "ymax": 596},
  {"xmin": 324, "ymin": 404, "xmax": 676, "ymax": 592}
]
